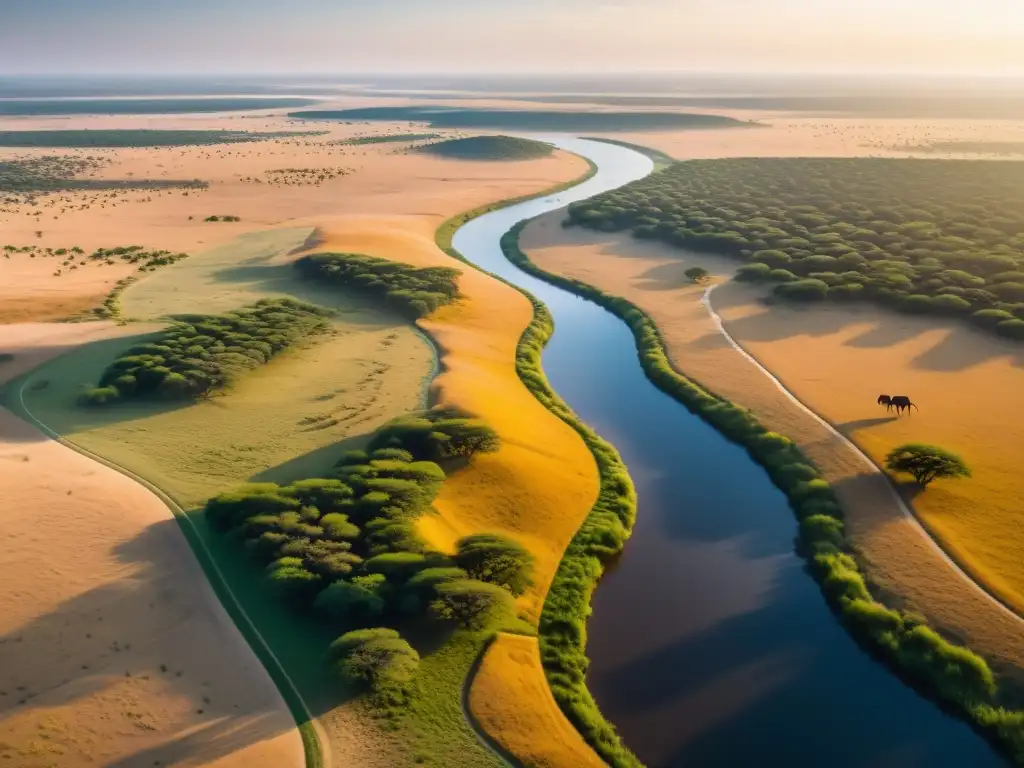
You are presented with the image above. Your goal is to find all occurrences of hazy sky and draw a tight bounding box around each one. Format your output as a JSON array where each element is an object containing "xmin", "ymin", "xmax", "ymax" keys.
[{"xmin": 3, "ymin": 0, "xmax": 1023, "ymax": 76}]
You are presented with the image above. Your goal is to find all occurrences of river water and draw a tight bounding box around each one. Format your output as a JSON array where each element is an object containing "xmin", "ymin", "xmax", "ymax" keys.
[{"xmin": 451, "ymin": 137, "xmax": 1000, "ymax": 767}]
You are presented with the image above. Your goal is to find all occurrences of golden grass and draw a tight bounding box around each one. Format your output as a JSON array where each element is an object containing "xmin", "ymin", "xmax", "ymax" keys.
[
  {"xmin": 522, "ymin": 212, "xmax": 1024, "ymax": 682},
  {"xmin": 469, "ymin": 634, "xmax": 605, "ymax": 768},
  {"xmin": 306, "ymin": 214, "xmax": 602, "ymax": 767},
  {"xmin": 305, "ymin": 220, "xmax": 599, "ymax": 622},
  {"xmin": 711, "ymin": 286, "xmax": 1024, "ymax": 613}
]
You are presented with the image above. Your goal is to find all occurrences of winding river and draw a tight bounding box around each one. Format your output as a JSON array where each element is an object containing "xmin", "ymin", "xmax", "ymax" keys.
[{"xmin": 452, "ymin": 138, "xmax": 1000, "ymax": 766}]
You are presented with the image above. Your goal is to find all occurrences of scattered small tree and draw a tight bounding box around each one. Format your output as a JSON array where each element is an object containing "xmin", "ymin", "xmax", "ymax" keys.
[
  {"xmin": 885, "ymin": 443, "xmax": 971, "ymax": 488},
  {"xmin": 684, "ymin": 266, "xmax": 709, "ymax": 283}
]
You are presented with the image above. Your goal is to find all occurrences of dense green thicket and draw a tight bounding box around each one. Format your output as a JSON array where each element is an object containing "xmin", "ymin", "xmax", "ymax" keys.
[
  {"xmin": 418, "ymin": 135, "xmax": 553, "ymax": 161},
  {"xmin": 0, "ymin": 155, "xmax": 205, "ymax": 196},
  {"xmin": 502, "ymin": 220, "xmax": 1024, "ymax": 765},
  {"xmin": 0, "ymin": 129, "xmax": 321, "ymax": 148},
  {"xmin": 336, "ymin": 133, "xmax": 440, "ymax": 145},
  {"xmin": 206, "ymin": 413, "xmax": 524, "ymax": 709},
  {"xmin": 296, "ymin": 252, "xmax": 461, "ymax": 319},
  {"xmin": 79, "ymin": 298, "xmax": 331, "ymax": 405},
  {"xmin": 289, "ymin": 106, "xmax": 750, "ymax": 132},
  {"xmin": 566, "ymin": 158, "xmax": 1024, "ymax": 340}
]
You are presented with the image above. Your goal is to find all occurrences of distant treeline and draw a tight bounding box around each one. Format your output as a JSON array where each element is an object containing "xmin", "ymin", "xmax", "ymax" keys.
[
  {"xmin": 417, "ymin": 135, "xmax": 553, "ymax": 161},
  {"xmin": 79, "ymin": 298, "xmax": 332, "ymax": 406},
  {"xmin": 0, "ymin": 129, "xmax": 323, "ymax": 148},
  {"xmin": 1, "ymin": 155, "xmax": 205, "ymax": 196},
  {"xmin": 296, "ymin": 252, "xmax": 461, "ymax": 319},
  {"xmin": 0, "ymin": 97, "xmax": 319, "ymax": 116},
  {"xmin": 289, "ymin": 106, "xmax": 752, "ymax": 132},
  {"xmin": 566, "ymin": 157, "xmax": 1024, "ymax": 340},
  {"xmin": 335, "ymin": 133, "xmax": 440, "ymax": 145}
]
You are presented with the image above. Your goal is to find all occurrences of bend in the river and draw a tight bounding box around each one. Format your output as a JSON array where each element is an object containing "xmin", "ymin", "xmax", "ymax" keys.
[{"xmin": 451, "ymin": 137, "xmax": 1000, "ymax": 767}]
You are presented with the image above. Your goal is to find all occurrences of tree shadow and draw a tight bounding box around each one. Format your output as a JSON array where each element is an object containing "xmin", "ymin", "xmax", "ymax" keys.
[
  {"xmin": 838, "ymin": 415, "xmax": 898, "ymax": 432},
  {"xmin": 911, "ymin": 323, "xmax": 1024, "ymax": 372}
]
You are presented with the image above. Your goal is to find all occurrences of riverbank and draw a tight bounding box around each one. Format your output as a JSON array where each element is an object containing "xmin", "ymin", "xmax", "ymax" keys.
[{"xmin": 518, "ymin": 208, "xmax": 1024, "ymax": 762}]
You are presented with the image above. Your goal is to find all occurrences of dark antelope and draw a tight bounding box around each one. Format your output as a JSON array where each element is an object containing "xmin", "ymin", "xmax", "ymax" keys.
[{"xmin": 877, "ymin": 394, "xmax": 918, "ymax": 415}]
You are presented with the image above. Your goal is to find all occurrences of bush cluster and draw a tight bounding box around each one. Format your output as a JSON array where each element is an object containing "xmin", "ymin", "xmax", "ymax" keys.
[
  {"xmin": 501, "ymin": 221, "xmax": 1024, "ymax": 765},
  {"xmin": 79, "ymin": 298, "xmax": 331, "ymax": 406},
  {"xmin": 565, "ymin": 158, "xmax": 1024, "ymax": 340},
  {"xmin": 296, "ymin": 252, "xmax": 461, "ymax": 319},
  {"xmin": 368, "ymin": 406, "xmax": 501, "ymax": 462},
  {"xmin": 207, "ymin": 412, "xmax": 525, "ymax": 707}
]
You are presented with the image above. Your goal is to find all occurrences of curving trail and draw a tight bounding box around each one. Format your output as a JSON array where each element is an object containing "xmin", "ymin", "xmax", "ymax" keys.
[{"xmin": 701, "ymin": 284, "xmax": 1024, "ymax": 625}]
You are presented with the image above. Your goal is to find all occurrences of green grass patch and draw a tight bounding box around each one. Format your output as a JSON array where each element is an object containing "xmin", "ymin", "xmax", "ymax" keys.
[
  {"xmin": 79, "ymin": 298, "xmax": 332, "ymax": 405},
  {"xmin": 417, "ymin": 136, "xmax": 553, "ymax": 161},
  {"xmin": 501, "ymin": 220, "xmax": 1024, "ymax": 766},
  {"xmin": 289, "ymin": 106, "xmax": 751, "ymax": 133}
]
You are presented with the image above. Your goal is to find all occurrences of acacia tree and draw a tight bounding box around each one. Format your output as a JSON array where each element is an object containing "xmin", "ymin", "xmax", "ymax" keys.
[{"xmin": 885, "ymin": 443, "xmax": 971, "ymax": 487}]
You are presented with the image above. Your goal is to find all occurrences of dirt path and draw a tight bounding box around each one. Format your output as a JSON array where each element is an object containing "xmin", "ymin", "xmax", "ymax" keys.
[{"xmin": 521, "ymin": 212, "xmax": 1024, "ymax": 686}]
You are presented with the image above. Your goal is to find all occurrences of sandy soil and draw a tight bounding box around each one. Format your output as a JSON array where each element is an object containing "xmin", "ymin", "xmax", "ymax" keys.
[
  {"xmin": 469, "ymin": 634, "xmax": 604, "ymax": 768},
  {"xmin": 594, "ymin": 116, "xmax": 1024, "ymax": 161},
  {"xmin": 521, "ymin": 213, "xmax": 1024, "ymax": 685},
  {"xmin": 0, "ymin": 110, "xmax": 575, "ymax": 322},
  {"xmin": 0, "ymin": 327, "xmax": 303, "ymax": 768}
]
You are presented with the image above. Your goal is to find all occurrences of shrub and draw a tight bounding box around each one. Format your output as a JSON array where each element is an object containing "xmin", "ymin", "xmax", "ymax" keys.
[
  {"xmin": 78, "ymin": 385, "xmax": 121, "ymax": 406},
  {"xmin": 997, "ymin": 319, "xmax": 1024, "ymax": 340},
  {"xmin": 327, "ymin": 627, "xmax": 420, "ymax": 703},
  {"xmin": 314, "ymin": 574, "xmax": 389, "ymax": 623},
  {"xmin": 885, "ymin": 443, "xmax": 971, "ymax": 487},
  {"xmin": 430, "ymin": 579, "xmax": 516, "ymax": 629},
  {"xmin": 454, "ymin": 533, "xmax": 535, "ymax": 596},
  {"xmin": 734, "ymin": 262, "xmax": 770, "ymax": 282},
  {"xmin": 774, "ymin": 278, "xmax": 829, "ymax": 301},
  {"xmin": 369, "ymin": 407, "xmax": 501, "ymax": 461},
  {"xmin": 684, "ymin": 266, "xmax": 709, "ymax": 283}
]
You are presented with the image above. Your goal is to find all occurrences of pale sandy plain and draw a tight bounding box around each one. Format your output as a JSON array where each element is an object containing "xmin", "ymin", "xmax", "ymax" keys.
[
  {"xmin": 522, "ymin": 212, "xmax": 1024, "ymax": 686},
  {"xmin": 1, "ymin": 110, "xmax": 596, "ymax": 768},
  {"xmin": 0, "ymin": 322, "xmax": 305, "ymax": 768}
]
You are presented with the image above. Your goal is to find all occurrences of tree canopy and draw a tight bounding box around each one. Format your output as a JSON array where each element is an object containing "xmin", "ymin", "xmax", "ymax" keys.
[
  {"xmin": 565, "ymin": 158, "xmax": 1024, "ymax": 340},
  {"xmin": 885, "ymin": 443, "xmax": 972, "ymax": 487}
]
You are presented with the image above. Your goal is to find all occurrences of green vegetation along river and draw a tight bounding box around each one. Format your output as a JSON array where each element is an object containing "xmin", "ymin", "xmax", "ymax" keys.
[{"xmin": 452, "ymin": 137, "xmax": 1001, "ymax": 766}]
